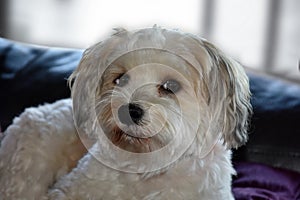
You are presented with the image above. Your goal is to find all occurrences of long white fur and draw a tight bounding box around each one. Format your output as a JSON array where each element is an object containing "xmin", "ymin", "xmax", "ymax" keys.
[{"xmin": 0, "ymin": 27, "xmax": 251, "ymax": 200}]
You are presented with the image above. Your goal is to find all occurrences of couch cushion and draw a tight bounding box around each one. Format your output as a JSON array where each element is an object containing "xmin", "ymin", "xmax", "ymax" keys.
[
  {"xmin": 234, "ymin": 72, "xmax": 300, "ymax": 172},
  {"xmin": 0, "ymin": 38, "xmax": 83, "ymax": 130}
]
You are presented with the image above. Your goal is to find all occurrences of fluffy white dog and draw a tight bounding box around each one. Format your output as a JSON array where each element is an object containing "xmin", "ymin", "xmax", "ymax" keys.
[{"xmin": 0, "ymin": 27, "xmax": 252, "ymax": 200}]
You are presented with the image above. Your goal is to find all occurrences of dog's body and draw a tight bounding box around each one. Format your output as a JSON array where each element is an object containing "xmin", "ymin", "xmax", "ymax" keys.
[
  {"xmin": 49, "ymin": 131, "xmax": 234, "ymax": 200},
  {"xmin": 0, "ymin": 27, "xmax": 251, "ymax": 200}
]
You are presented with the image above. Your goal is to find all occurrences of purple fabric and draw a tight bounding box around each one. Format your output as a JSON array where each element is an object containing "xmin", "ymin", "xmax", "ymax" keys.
[{"xmin": 233, "ymin": 162, "xmax": 300, "ymax": 200}]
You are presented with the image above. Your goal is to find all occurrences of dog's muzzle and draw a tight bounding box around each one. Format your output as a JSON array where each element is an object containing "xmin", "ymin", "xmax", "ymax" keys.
[{"xmin": 118, "ymin": 103, "xmax": 144, "ymax": 126}]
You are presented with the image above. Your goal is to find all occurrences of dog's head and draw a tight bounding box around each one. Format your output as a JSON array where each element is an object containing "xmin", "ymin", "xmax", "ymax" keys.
[{"xmin": 70, "ymin": 27, "xmax": 252, "ymax": 172}]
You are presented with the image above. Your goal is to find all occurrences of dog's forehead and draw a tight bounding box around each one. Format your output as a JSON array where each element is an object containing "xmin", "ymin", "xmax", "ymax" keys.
[
  {"xmin": 107, "ymin": 49, "xmax": 198, "ymax": 78},
  {"xmin": 87, "ymin": 28, "xmax": 211, "ymax": 77}
]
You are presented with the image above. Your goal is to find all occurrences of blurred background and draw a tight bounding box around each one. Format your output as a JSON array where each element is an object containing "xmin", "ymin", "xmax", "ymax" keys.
[{"xmin": 0, "ymin": 0, "xmax": 299, "ymax": 81}]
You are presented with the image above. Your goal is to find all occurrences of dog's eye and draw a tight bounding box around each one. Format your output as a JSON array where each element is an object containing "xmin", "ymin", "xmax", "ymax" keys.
[
  {"xmin": 160, "ymin": 79, "xmax": 181, "ymax": 94},
  {"xmin": 114, "ymin": 74, "xmax": 130, "ymax": 87}
]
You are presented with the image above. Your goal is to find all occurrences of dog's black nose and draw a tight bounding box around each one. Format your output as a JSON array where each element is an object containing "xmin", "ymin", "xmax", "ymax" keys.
[{"xmin": 118, "ymin": 103, "xmax": 144, "ymax": 125}]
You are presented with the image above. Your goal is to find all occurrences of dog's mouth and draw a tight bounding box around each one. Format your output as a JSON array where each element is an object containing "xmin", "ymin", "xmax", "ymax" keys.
[{"xmin": 107, "ymin": 127, "xmax": 166, "ymax": 153}]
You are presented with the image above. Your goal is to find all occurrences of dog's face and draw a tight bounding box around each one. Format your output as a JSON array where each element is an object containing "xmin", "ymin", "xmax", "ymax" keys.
[
  {"xmin": 96, "ymin": 50, "xmax": 201, "ymax": 153},
  {"xmin": 70, "ymin": 27, "xmax": 252, "ymax": 172}
]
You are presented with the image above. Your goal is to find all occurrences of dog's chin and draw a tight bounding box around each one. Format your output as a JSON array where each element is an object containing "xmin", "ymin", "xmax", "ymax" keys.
[{"xmin": 106, "ymin": 126, "xmax": 168, "ymax": 153}]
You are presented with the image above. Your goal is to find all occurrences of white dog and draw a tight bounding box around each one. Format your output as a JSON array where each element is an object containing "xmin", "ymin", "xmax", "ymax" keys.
[{"xmin": 0, "ymin": 27, "xmax": 252, "ymax": 200}]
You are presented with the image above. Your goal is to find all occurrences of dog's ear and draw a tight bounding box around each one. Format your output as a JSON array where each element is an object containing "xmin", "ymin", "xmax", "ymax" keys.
[{"xmin": 202, "ymin": 41, "xmax": 252, "ymax": 149}]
